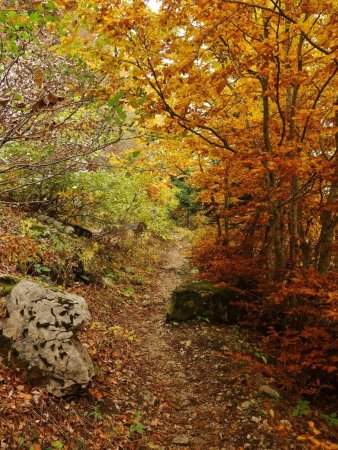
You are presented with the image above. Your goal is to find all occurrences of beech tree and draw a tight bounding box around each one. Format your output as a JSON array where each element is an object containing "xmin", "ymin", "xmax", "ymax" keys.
[
  {"xmin": 61, "ymin": 0, "xmax": 337, "ymax": 278},
  {"xmin": 56, "ymin": 0, "xmax": 338, "ymax": 389}
]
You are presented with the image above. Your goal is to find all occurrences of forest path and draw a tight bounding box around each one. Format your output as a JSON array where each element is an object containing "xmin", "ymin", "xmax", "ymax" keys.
[
  {"xmin": 110, "ymin": 235, "xmax": 294, "ymax": 450},
  {"xmin": 0, "ymin": 234, "xmax": 305, "ymax": 449}
]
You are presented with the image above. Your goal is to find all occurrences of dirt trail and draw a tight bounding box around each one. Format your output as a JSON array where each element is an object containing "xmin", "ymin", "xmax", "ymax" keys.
[
  {"xmin": 0, "ymin": 236, "xmax": 328, "ymax": 449},
  {"xmin": 120, "ymin": 237, "xmax": 296, "ymax": 450}
]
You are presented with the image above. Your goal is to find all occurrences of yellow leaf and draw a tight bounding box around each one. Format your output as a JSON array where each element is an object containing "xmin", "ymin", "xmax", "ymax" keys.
[
  {"xmin": 308, "ymin": 421, "xmax": 321, "ymax": 436},
  {"xmin": 17, "ymin": 392, "xmax": 32, "ymax": 401}
]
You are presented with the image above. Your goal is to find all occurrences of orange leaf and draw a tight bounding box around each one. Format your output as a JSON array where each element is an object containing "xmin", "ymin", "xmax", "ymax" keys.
[
  {"xmin": 90, "ymin": 390, "xmax": 103, "ymax": 400},
  {"xmin": 34, "ymin": 69, "xmax": 44, "ymax": 88},
  {"xmin": 17, "ymin": 392, "xmax": 32, "ymax": 401}
]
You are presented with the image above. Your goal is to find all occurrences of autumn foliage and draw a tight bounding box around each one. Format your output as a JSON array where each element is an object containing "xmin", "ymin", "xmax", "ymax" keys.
[
  {"xmin": 62, "ymin": 0, "xmax": 338, "ymax": 392},
  {"xmin": 1, "ymin": 0, "xmax": 337, "ymax": 394},
  {"xmin": 196, "ymin": 237, "xmax": 338, "ymax": 391}
]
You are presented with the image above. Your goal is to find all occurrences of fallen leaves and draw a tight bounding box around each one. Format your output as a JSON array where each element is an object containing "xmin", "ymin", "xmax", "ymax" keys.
[{"xmin": 0, "ymin": 235, "xmax": 337, "ymax": 449}]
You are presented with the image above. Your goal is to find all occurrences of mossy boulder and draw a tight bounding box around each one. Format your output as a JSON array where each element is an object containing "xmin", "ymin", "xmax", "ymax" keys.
[{"xmin": 167, "ymin": 281, "xmax": 241, "ymax": 324}]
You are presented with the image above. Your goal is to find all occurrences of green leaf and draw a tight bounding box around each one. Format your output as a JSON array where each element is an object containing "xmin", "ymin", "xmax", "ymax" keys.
[
  {"xmin": 292, "ymin": 399, "xmax": 310, "ymax": 417},
  {"xmin": 123, "ymin": 287, "xmax": 135, "ymax": 297},
  {"xmin": 130, "ymin": 422, "xmax": 144, "ymax": 435},
  {"xmin": 80, "ymin": 275, "xmax": 90, "ymax": 282},
  {"xmin": 108, "ymin": 91, "xmax": 124, "ymax": 107},
  {"xmin": 321, "ymin": 413, "xmax": 338, "ymax": 427},
  {"xmin": 28, "ymin": 11, "xmax": 40, "ymax": 22},
  {"xmin": 7, "ymin": 10, "xmax": 17, "ymax": 19},
  {"xmin": 46, "ymin": 2, "xmax": 57, "ymax": 11},
  {"xmin": 8, "ymin": 38, "xmax": 19, "ymax": 56}
]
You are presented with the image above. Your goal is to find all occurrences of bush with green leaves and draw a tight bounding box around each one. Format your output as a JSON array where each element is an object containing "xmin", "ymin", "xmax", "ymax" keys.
[
  {"xmin": 56, "ymin": 169, "xmax": 177, "ymax": 238},
  {"xmin": 0, "ymin": 4, "xmax": 134, "ymax": 205}
]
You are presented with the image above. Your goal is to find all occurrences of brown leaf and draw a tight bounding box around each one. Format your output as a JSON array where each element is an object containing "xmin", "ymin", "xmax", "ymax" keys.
[
  {"xmin": 34, "ymin": 69, "xmax": 44, "ymax": 88},
  {"xmin": 31, "ymin": 98, "xmax": 48, "ymax": 112},
  {"xmin": 46, "ymin": 93, "xmax": 65, "ymax": 106},
  {"xmin": 0, "ymin": 97, "xmax": 10, "ymax": 106}
]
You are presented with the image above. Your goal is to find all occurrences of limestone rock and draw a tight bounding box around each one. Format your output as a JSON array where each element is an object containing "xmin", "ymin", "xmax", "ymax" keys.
[
  {"xmin": 280, "ymin": 419, "xmax": 292, "ymax": 429},
  {"xmin": 37, "ymin": 215, "xmax": 74, "ymax": 235},
  {"xmin": 172, "ymin": 435, "xmax": 190, "ymax": 445},
  {"xmin": 166, "ymin": 281, "xmax": 241, "ymax": 323},
  {"xmin": 64, "ymin": 225, "xmax": 75, "ymax": 235},
  {"xmin": 181, "ymin": 398, "xmax": 192, "ymax": 407},
  {"xmin": 142, "ymin": 390, "xmax": 160, "ymax": 406},
  {"xmin": 48, "ymin": 218, "xmax": 65, "ymax": 231},
  {"xmin": 0, "ymin": 280, "xmax": 94, "ymax": 397},
  {"xmin": 258, "ymin": 385, "xmax": 280, "ymax": 398},
  {"xmin": 241, "ymin": 399, "xmax": 255, "ymax": 409},
  {"xmin": 251, "ymin": 416, "xmax": 261, "ymax": 423}
]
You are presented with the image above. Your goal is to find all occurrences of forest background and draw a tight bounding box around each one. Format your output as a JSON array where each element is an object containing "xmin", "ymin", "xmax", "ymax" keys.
[{"xmin": 0, "ymin": 0, "xmax": 337, "ymax": 433}]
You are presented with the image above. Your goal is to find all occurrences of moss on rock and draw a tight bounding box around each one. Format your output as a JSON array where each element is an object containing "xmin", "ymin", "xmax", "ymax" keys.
[
  {"xmin": 166, "ymin": 281, "xmax": 241, "ymax": 324},
  {"xmin": 0, "ymin": 275, "xmax": 20, "ymax": 298}
]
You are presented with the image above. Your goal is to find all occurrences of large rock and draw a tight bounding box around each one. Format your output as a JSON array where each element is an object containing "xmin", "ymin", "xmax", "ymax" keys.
[
  {"xmin": 166, "ymin": 281, "xmax": 241, "ymax": 323},
  {"xmin": 0, "ymin": 279, "xmax": 94, "ymax": 397}
]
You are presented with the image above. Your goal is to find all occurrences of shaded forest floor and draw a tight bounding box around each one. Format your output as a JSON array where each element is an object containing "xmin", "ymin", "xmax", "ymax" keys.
[{"xmin": 1, "ymin": 233, "xmax": 337, "ymax": 449}]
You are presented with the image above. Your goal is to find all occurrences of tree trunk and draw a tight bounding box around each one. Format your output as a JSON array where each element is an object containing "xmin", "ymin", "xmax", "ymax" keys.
[
  {"xmin": 317, "ymin": 99, "xmax": 338, "ymax": 273},
  {"xmin": 261, "ymin": 74, "xmax": 285, "ymax": 278}
]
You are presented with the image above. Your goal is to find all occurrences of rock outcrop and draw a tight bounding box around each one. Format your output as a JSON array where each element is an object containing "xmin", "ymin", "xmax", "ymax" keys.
[
  {"xmin": 37, "ymin": 214, "xmax": 75, "ymax": 235},
  {"xmin": 166, "ymin": 281, "xmax": 241, "ymax": 323},
  {"xmin": 0, "ymin": 278, "xmax": 94, "ymax": 397}
]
